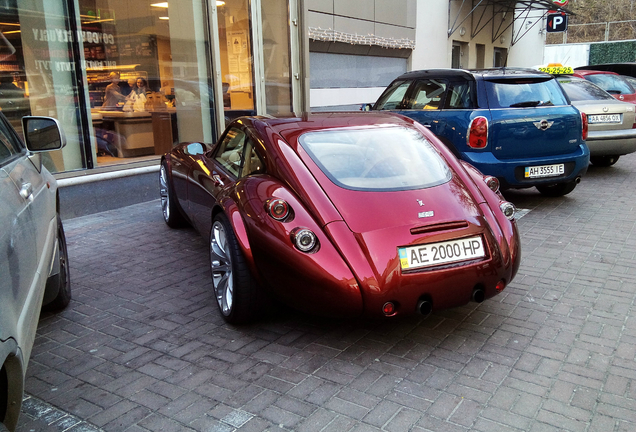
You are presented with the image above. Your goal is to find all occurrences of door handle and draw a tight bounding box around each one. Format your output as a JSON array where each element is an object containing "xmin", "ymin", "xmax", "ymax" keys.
[
  {"xmin": 212, "ymin": 175, "xmax": 224, "ymax": 187},
  {"xmin": 19, "ymin": 182, "xmax": 33, "ymax": 200}
]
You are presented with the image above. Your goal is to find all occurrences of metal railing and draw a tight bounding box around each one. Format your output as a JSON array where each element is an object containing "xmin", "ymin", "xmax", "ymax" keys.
[{"xmin": 547, "ymin": 20, "xmax": 636, "ymax": 44}]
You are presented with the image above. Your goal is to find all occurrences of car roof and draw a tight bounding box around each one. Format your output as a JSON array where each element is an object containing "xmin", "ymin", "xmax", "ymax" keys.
[
  {"xmin": 243, "ymin": 112, "xmax": 418, "ymax": 147},
  {"xmin": 574, "ymin": 69, "xmax": 619, "ymax": 77},
  {"xmin": 394, "ymin": 67, "xmax": 552, "ymax": 81}
]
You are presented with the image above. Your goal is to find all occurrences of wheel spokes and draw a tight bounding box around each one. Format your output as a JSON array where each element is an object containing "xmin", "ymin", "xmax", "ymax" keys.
[
  {"xmin": 210, "ymin": 221, "xmax": 233, "ymax": 316},
  {"xmin": 160, "ymin": 167, "xmax": 170, "ymax": 220}
]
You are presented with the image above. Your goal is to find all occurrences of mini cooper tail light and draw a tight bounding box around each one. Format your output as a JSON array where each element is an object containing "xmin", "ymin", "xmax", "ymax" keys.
[
  {"xmin": 467, "ymin": 116, "xmax": 488, "ymax": 149},
  {"xmin": 266, "ymin": 198, "xmax": 290, "ymax": 221},
  {"xmin": 499, "ymin": 201, "xmax": 516, "ymax": 221},
  {"xmin": 484, "ymin": 176, "xmax": 500, "ymax": 193},
  {"xmin": 581, "ymin": 112, "xmax": 588, "ymax": 141},
  {"xmin": 291, "ymin": 228, "xmax": 318, "ymax": 252}
]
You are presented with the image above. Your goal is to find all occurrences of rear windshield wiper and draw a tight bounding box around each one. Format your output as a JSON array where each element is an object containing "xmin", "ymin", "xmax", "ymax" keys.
[{"xmin": 509, "ymin": 100, "xmax": 542, "ymax": 108}]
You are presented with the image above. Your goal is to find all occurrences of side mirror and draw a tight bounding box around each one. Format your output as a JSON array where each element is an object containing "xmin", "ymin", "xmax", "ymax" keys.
[{"xmin": 22, "ymin": 116, "xmax": 66, "ymax": 152}]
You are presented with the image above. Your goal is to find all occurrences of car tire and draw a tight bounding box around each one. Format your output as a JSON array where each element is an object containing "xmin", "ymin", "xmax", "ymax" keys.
[
  {"xmin": 536, "ymin": 180, "xmax": 577, "ymax": 197},
  {"xmin": 590, "ymin": 155, "xmax": 620, "ymax": 167},
  {"xmin": 209, "ymin": 213, "xmax": 261, "ymax": 324},
  {"xmin": 42, "ymin": 215, "xmax": 71, "ymax": 311},
  {"xmin": 160, "ymin": 161, "xmax": 187, "ymax": 228}
]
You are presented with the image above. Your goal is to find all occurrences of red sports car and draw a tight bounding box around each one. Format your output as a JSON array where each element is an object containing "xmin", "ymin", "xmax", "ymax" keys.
[{"xmin": 160, "ymin": 112, "xmax": 521, "ymax": 323}]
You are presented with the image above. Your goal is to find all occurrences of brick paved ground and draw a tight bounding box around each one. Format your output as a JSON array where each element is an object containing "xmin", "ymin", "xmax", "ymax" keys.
[{"xmin": 16, "ymin": 153, "xmax": 636, "ymax": 431}]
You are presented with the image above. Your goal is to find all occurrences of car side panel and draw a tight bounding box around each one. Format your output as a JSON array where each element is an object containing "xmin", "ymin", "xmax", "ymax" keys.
[{"xmin": 236, "ymin": 176, "xmax": 363, "ymax": 316}]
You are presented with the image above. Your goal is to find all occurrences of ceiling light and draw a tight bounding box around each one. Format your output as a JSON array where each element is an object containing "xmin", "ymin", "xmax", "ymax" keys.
[
  {"xmin": 216, "ymin": 1, "xmax": 225, "ymax": 5},
  {"xmin": 151, "ymin": 2, "xmax": 169, "ymax": 7},
  {"xmin": 159, "ymin": 16, "xmax": 169, "ymax": 20}
]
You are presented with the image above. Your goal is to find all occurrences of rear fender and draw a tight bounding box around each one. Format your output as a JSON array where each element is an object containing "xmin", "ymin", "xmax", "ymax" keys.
[
  {"xmin": 214, "ymin": 197, "xmax": 262, "ymax": 286},
  {"xmin": 229, "ymin": 175, "xmax": 363, "ymax": 316}
]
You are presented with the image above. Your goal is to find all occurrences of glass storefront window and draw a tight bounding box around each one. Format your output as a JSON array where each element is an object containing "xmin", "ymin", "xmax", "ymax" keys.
[
  {"xmin": 217, "ymin": 0, "xmax": 255, "ymax": 120},
  {"xmin": 0, "ymin": 0, "xmax": 298, "ymax": 174},
  {"xmin": 82, "ymin": 0, "xmax": 216, "ymax": 166}
]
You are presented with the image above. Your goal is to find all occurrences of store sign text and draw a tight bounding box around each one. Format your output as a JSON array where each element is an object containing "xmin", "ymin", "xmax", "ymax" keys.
[
  {"xmin": 34, "ymin": 60, "xmax": 117, "ymax": 72},
  {"xmin": 31, "ymin": 29, "xmax": 115, "ymax": 45}
]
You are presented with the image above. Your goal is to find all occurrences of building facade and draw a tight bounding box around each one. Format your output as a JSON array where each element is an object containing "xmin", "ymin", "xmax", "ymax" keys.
[
  {"xmin": 1, "ymin": 0, "xmax": 304, "ymax": 176},
  {"xmin": 1, "ymin": 0, "xmax": 560, "ymax": 180},
  {"xmin": 308, "ymin": 0, "xmax": 558, "ymax": 110}
]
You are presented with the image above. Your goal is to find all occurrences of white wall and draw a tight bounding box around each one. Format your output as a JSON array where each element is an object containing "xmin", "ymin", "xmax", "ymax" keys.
[
  {"xmin": 507, "ymin": 8, "xmax": 547, "ymax": 67},
  {"xmin": 410, "ymin": 0, "xmax": 449, "ymax": 69},
  {"xmin": 543, "ymin": 44, "xmax": 591, "ymax": 68}
]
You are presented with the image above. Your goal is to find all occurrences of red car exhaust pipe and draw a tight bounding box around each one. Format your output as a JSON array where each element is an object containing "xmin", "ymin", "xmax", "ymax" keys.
[{"xmin": 417, "ymin": 299, "xmax": 433, "ymax": 317}]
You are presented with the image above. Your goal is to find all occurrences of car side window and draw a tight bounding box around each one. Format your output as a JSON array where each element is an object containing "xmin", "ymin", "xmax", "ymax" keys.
[
  {"xmin": 409, "ymin": 79, "xmax": 446, "ymax": 110},
  {"xmin": 375, "ymin": 80, "xmax": 411, "ymax": 110},
  {"xmin": 215, "ymin": 127, "xmax": 246, "ymax": 177},
  {"xmin": 241, "ymin": 139, "xmax": 266, "ymax": 177},
  {"xmin": 444, "ymin": 80, "xmax": 474, "ymax": 109}
]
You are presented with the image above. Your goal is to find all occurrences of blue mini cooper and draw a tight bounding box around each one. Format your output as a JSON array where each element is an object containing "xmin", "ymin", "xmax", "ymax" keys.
[{"xmin": 371, "ymin": 68, "xmax": 590, "ymax": 196}]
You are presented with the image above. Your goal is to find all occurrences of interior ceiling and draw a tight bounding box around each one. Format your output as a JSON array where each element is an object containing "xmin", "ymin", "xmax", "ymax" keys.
[{"xmin": 449, "ymin": 0, "xmax": 574, "ymax": 45}]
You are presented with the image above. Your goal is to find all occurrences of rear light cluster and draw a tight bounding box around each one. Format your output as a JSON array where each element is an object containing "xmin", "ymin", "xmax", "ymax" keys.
[
  {"xmin": 483, "ymin": 176, "xmax": 500, "ymax": 193},
  {"xmin": 499, "ymin": 201, "xmax": 516, "ymax": 220},
  {"xmin": 265, "ymin": 198, "xmax": 319, "ymax": 253},
  {"xmin": 581, "ymin": 112, "xmax": 588, "ymax": 141},
  {"xmin": 467, "ymin": 116, "xmax": 488, "ymax": 149},
  {"xmin": 266, "ymin": 198, "xmax": 290, "ymax": 221}
]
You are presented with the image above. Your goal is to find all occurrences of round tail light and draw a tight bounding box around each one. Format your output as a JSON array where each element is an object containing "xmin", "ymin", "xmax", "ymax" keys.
[
  {"xmin": 266, "ymin": 198, "xmax": 290, "ymax": 221},
  {"xmin": 499, "ymin": 201, "xmax": 516, "ymax": 220},
  {"xmin": 496, "ymin": 279, "xmax": 506, "ymax": 292},
  {"xmin": 484, "ymin": 176, "xmax": 500, "ymax": 193},
  {"xmin": 291, "ymin": 228, "xmax": 318, "ymax": 252},
  {"xmin": 383, "ymin": 302, "xmax": 396, "ymax": 316}
]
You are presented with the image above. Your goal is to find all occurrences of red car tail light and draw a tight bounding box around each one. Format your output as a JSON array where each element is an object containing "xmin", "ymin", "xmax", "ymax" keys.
[
  {"xmin": 467, "ymin": 116, "xmax": 488, "ymax": 149},
  {"xmin": 581, "ymin": 112, "xmax": 588, "ymax": 140},
  {"xmin": 266, "ymin": 198, "xmax": 290, "ymax": 221},
  {"xmin": 382, "ymin": 302, "xmax": 396, "ymax": 316},
  {"xmin": 496, "ymin": 279, "xmax": 506, "ymax": 292},
  {"xmin": 483, "ymin": 176, "xmax": 500, "ymax": 193}
]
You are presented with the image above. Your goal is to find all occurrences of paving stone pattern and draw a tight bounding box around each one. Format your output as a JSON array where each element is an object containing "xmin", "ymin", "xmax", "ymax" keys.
[{"xmin": 17, "ymin": 154, "xmax": 636, "ymax": 431}]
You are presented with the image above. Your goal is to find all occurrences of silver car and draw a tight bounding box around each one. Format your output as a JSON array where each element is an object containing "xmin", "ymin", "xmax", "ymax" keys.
[
  {"xmin": 0, "ymin": 115, "xmax": 70, "ymax": 431},
  {"xmin": 557, "ymin": 75, "xmax": 636, "ymax": 166}
]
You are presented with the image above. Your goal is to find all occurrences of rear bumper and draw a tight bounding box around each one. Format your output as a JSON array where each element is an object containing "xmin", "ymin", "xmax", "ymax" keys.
[
  {"xmin": 464, "ymin": 144, "xmax": 590, "ymax": 188},
  {"xmin": 586, "ymin": 129, "xmax": 636, "ymax": 156}
]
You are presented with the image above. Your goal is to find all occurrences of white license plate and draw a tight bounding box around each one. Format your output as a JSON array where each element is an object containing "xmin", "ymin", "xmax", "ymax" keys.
[
  {"xmin": 398, "ymin": 236, "xmax": 485, "ymax": 270},
  {"xmin": 524, "ymin": 163, "xmax": 565, "ymax": 178},
  {"xmin": 588, "ymin": 114, "xmax": 622, "ymax": 124}
]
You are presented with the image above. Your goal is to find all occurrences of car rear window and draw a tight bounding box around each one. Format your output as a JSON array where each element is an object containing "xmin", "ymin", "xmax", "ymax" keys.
[
  {"xmin": 484, "ymin": 77, "xmax": 569, "ymax": 108},
  {"xmin": 557, "ymin": 77, "xmax": 615, "ymax": 101},
  {"xmin": 299, "ymin": 126, "xmax": 452, "ymax": 192},
  {"xmin": 585, "ymin": 74, "xmax": 634, "ymax": 95}
]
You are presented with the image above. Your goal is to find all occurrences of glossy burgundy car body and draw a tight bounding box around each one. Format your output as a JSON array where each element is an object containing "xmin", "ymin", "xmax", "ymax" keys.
[{"xmin": 160, "ymin": 112, "xmax": 521, "ymax": 322}]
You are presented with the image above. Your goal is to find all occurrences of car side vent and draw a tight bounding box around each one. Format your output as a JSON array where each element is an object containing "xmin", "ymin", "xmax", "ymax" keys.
[{"xmin": 410, "ymin": 221, "xmax": 469, "ymax": 235}]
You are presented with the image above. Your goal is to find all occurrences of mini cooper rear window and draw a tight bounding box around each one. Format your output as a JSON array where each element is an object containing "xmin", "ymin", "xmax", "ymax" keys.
[
  {"xmin": 485, "ymin": 77, "xmax": 569, "ymax": 108},
  {"xmin": 299, "ymin": 126, "xmax": 452, "ymax": 191}
]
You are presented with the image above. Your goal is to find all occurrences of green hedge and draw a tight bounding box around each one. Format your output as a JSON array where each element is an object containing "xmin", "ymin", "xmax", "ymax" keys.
[{"xmin": 589, "ymin": 41, "xmax": 636, "ymax": 64}]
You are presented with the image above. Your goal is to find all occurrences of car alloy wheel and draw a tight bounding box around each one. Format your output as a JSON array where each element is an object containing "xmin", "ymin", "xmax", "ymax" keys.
[
  {"xmin": 160, "ymin": 164, "xmax": 171, "ymax": 222},
  {"xmin": 160, "ymin": 161, "xmax": 187, "ymax": 228},
  {"xmin": 210, "ymin": 220, "xmax": 234, "ymax": 316}
]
